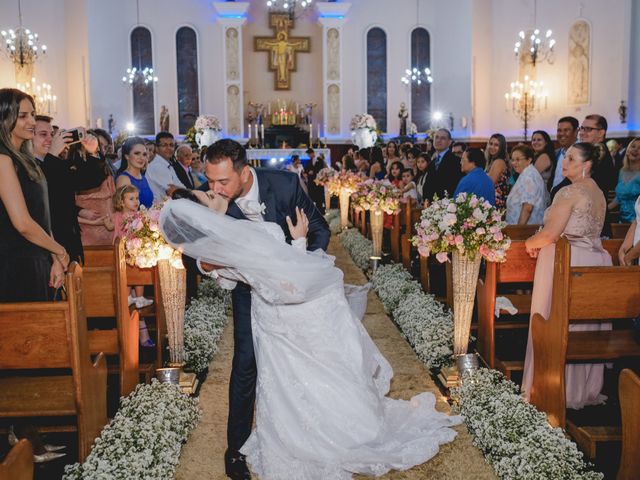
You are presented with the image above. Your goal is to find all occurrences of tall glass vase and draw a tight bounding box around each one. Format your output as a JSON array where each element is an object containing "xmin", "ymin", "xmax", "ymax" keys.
[
  {"xmin": 451, "ymin": 251, "xmax": 482, "ymax": 356},
  {"xmin": 324, "ymin": 186, "xmax": 331, "ymax": 213},
  {"xmin": 157, "ymin": 259, "xmax": 186, "ymax": 366},
  {"xmin": 370, "ymin": 209, "xmax": 384, "ymax": 257},
  {"xmin": 339, "ymin": 189, "xmax": 350, "ymax": 229}
]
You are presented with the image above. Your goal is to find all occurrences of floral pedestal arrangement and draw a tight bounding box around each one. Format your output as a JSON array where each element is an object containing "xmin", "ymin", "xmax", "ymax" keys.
[
  {"xmin": 194, "ymin": 115, "xmax": 222, "ymax": 149},
  {"xmin": 325, "ymin": 171, "xmax": 362, "ymax": 230},
  {"xmin": 370, "ymin": 209, "xmax": 384, "ymax": 257},
  {"xmin": 350, "ymin": 113, "xmax": 378, "ymax": 149},
  {"xmin": 412, "ymin": 193, "xmax": 510, "ymax": 382},
  {"xmin": 338, "ymin": 189, "xmax": 351, "ymax": 230}
]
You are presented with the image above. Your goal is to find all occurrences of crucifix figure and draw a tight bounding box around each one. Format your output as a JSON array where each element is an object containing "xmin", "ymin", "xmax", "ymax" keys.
[{"xmin": 255, "ymin": 13, "xmax": 310, "ymax": 90}]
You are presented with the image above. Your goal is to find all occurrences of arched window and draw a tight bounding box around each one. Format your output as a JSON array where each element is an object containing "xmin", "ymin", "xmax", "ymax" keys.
[
  {"xmin": 366, "ymin": 28, "xmax": 387, "ymax": 132},
  {"xmin": 130, "ymin": 26, "xmax": 155, "ymax": 134},
  {"xmin": 410, "ymin": 27, "xmax": 431, "ymax": 131},
  {"xmin": 176, "ymin": 26, "xmax": 200, "ymax": 134}
]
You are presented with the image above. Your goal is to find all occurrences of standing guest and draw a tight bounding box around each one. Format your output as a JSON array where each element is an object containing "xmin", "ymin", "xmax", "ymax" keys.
[
  {"xmin": 606, "ymin": 138, "xmax": 626, "ymax": 172},
  {"xmin": 190, "ymin": 149, "xmax": 208, "ymax": 188},
  {"xmin": 484, "ymin": 133, "xmax": 511, "ymax": 210},
  {"xmin": 342, "ymin": 153, "xmax": 357, "ymax": 173},
  {"xmin": 32, "ymin": 116, "xmax": 106, "ymax": 262},
  {"xmin": 386, "ymin": 161, "xmax": 404, "ymax": 186},
  {"xmin": 0, "ymin": 88, "xmax": 70, "ymax": 302},
  {"xmin": 618, "ymin": 197, "xmax": 640, "ymax": 265},
  {"xmin": 451, "ymin": 142, "xmax": 468, "ymax": 157},
  {"xmin": 145, "ymin": 139, "xmax": 156, "ymax": 163},
  {"xmin": 400, "ymin": 168, "xmax": 418, "ymax": 201},
  {"xmin": 424, "ymin": 137, "xmax": 436, "ymax": 158},
  {"xmin": 608, "ymin": 137, "xmax": 640, "ymax": 223},
  {"xmin": 93, "ymin": 128, "xmax": 117, "ymax": 178},
  {"xmin": 174, "ymin": 144, "xmax": 196, "ymax": 190},
  {"xmin": 530, "ymin": 130, "xmax": 554, "ymax": 186},
  {"xmin": 414, "ymin": 152, "xmax": 430, "ymax": 203},
  {"xmin": 368, "ymin": 146, "xmax": 386, "ymax": 180},
  {"xmin": 115, "ymin": 136, "xmax": 154, "ymax": 208},
  {"xmin": 303, "ymin": 147, "xmax": 326, "ymax": 212},
  {"xmin": 454, "ymin": 148, "xmax": 496, "ymax": 206},
  {"xmin": 287, "ymin": 154, "xmax": 304, "ymax": 178},
  {"xmin": 404, "ymin": 146, "xmax": 420, "ymax": 173},
  {"xmin": 145, "ymin": 132, "xmax": 186, "ymax": 200},
  {"xmin": 523, "ymin": 143, "xmax": 612, "ymax": 408},
  {"xmin": 423, "ymin": 128, "xmax": 463, "ymax": 202},
  {"xmin": 506, "ymin": 145, "xmax": 547, "ymax": 225},
  {"xmin": 550, "ymin": 116, "xmax": 579, "ymax": 191},
  {"xmin": 384, "ymin": 141, "xmax": 400, "ymax": 164},
  {"xmin": 73, "ymin": 132, "xmax": 116, "ymax": 246}
]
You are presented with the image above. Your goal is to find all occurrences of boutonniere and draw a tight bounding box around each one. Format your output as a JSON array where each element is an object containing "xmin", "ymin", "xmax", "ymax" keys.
[{"xmin": 258, "ymin": 202, "xmax": 267, "ymax": 215}]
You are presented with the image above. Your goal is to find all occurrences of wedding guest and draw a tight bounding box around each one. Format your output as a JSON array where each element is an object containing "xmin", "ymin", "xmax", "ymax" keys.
[
  {"xmin": 384, "ymin": 141, "xmax": 400, "ymax": 164},
  {"xmin": 424, "ymin": 137, "xmax": 436, "ymax": 158},
  {"xmin": 115, "ymin": 136, "xmax": 154, "ymax": 208},
  {"xmin": 174, "ymin": 144, "xmax": 195, "ymax": 190},
  {"xmin": 451, "ymin": 142, "xmax": 467, "ymax": 158},
  {"xmin": 607, "ymin": 138, "xmax": 625, "ymax": 171},
  {"xmin": 523, "ymin": 142, "xmax": 612, "ymax": 408},
  {"xmin": 618, "ymin": 197, "xmax": 640, "ymax": 265},
  {"xmin": 303, "ymin": 147, "xmax": 326, "ymax": 212},
  {"xmin": 190, "ymin": 149, "xmax": 207, "ymax": 188},
  {"xmin": 342, "ymin": 153, "xmax": 357, "ymax": 173},
  {"xmin": 404, "ymin": 146, "xmax": 420, "ymax": 173},
  {"xmin": 484, "ymin": 133, "xmax": 511, "ymax": 210},
  {"xmin": 93, "ymin": 128, "xmax": 117, "ymax": 178},
  {"xmin": 387, "ymin": 161, "xmax": 404, "ymax": 186},
  {"xmin": 73, "ymin": 133, "xmax": 116, "ymax": 246},
  {"xmin": 0, "ymin": 88, "xmax": 69, "ymax": 302},
  {"xmin": 506, "ymin": 145, "xmax": 547, "ymax": 225},
  {"xmin": 454, "ymin": 148, "xmax": 496, "ymax": 206},
  {"xmin": 146, "ymin": 131, "xmax": 186, "ymax": 200},
  {"xmin": 550, "ymin": 116, "xmax": 579, "ymax": 191},
  {"xmin": 608, "ymin": 137, "xmax": 640, "ymax": 223},
  {"xmin": 415, "ymin": 152, "xmax": 430, "ymax": 203},
  {"xmin": 530, "ymin": 130, "xmax": 554, "ymax": 187},
  {"xmin": 423, "ymin": 128, "xmax": 462, "ymax": 202},
  {"xmin": 33, "ymin": 116, "xmax": 106, "ymax": 262},
  {"xmin": 369, "ymin": 146, "xmax": 386, "ymax": 180},
  {"xmin": 400, "ymin": 168, "xmax": 418, "ymax": 201},
  {"xmin": 288, "ymin": 154, "xmax": 304, "ymax": 178},
  {"xmin": 144, "ymin": 139, "xmax": 156, "ymax": 163}
]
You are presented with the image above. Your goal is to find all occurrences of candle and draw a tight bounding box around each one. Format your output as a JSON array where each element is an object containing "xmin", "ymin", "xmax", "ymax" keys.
[
  {"xmin": 268, "ymin": 103, "xmax": 271, "ymax": 115},
  {"xmin": 261, "ymin": 124, "xmax": 264, "ymax": 139},
  {"xmin": 248, "ymin": 123, "xmax": 252, "ymax": 139},
  {"xmin": 255, "ymin": 124, "xmax": 258, "ymax": 140},
  {"xmin": 309, "ymin": 123, "xmax": 313, "ymax": 146},
  {"xmin": 318, "ymin": 124, "xmax": 321, "ymax": 140}
]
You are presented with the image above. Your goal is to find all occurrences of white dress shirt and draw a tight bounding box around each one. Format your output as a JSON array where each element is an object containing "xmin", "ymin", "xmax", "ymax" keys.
[
  {"xmin": 145, "ymin": 154, "xmax": 187, "ymax": 201},
  {"xmin": 552, "ymin": 148, "xmax": 567, "ymax": 189}
]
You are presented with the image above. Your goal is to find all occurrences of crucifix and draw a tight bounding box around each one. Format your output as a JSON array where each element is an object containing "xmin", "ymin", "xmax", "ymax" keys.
[{"xmin": 255, "ymin": 13, "xmax": 310, "ymax": 90}]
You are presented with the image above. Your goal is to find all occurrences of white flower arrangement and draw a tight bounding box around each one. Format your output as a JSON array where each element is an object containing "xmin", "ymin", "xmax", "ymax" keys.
[
  {"xmin": 314, "ymin": 167, "xmax": 338, "ymax": 187},
  {"xmin": 63, "ymin": 381, "xmax": 201, "ymax": 480},
  {"xmin": 194, "ymin": 114, "xmax": 221, "ymax": 132},
  {"xmin": 349, "ymin": 113, "xmax": 377, "ymax": 132},
  {"xmin": 451, "ymin": 369, "xmax": 603, "ymax": 480},
  {"xmin": 324, "ymin": 209, "xmax": 342, "ymax": 234},
  {"xmin": 184, "ymin": 279, "xmax": 230, "ymax": 373},
  {"xmin": 338, "ymin": 228, "xmax": 372, "ymax": 270}
]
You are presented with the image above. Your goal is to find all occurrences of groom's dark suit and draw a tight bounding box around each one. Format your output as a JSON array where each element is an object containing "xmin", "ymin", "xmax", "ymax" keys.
[{"xmin": 224, "ymin": 168, "xmax": 330, "ymax": 455}]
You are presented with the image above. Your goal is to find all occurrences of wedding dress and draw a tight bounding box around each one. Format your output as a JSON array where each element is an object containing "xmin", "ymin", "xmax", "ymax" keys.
[{"xmin": 160, "ymin": 199, "xmax": 461, "ymax": 479}]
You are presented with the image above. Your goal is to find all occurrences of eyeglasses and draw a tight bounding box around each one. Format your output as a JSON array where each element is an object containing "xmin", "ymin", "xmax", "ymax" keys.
[
  {"xmin": 579, "ymin": 125, "xmax": 603, "ymax": 132},
  {"xmin": 158, "ymin": 142, "xmax": 175, "ymax": 148}
]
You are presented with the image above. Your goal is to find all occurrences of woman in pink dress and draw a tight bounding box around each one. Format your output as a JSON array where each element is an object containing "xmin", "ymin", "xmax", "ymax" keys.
[{"xmin": 522, "ymin": 142, "xmax": 612, "ymax": 409}]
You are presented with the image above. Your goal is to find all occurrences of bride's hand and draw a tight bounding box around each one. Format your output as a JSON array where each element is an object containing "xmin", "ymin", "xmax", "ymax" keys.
[
  {"xmin": 286, "ymin": 207, "xmax": 309, "ymax": 240},
  {"xmin": 207, "ymin": 191, "xmax": 229, "ymax": 213}
]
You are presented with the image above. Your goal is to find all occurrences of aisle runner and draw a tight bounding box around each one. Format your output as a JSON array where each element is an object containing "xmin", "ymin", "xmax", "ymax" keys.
[{"xmin": 176, "ymin": 239, "xmax": 496, "ymax": 480}]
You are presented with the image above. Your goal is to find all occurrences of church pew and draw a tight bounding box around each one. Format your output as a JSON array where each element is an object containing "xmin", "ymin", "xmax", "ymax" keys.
[
  {"xmin": 610, "ymin": 222, "xmax": 631, "ymax": 239},
  {"xmin": 0, "ymin": 264, "xmax": 108, "ymax": 462},
  {"xmin": 0, "ymin": 439, "xmax": 33, "ymax": 480},
  {"xmin": 126, "ymin": 264, "xmax": 167, "ymax": 370},
  {"xmin": 617, "ymin": 369, "xmax": 640, "ymax": 480},
  {"xmin": 84, "ymin": 239, "xmax": 140, "ymax": 396},
  {"xmin": 530, "ymin": 237, "xmax": 640, "ymax": 429},
  {"xmin": 401, "ymin": 199, "xmax": 421, "ymax": 270}
]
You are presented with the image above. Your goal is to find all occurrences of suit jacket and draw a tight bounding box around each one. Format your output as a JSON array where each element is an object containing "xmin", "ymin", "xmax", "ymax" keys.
[
  {"xmin": 303, "ymin": 157, "xmax": 327, "ymax": 196},
  {"xmin": 40, "ymin": 152, "xmax": 107, "ymax": 261},
  {"xmin": 173, "ymin": 162, "xmax": 195, "ymax": 190},
  {"xmin": 423, "ymin": 150, "xmax": 463, "ymax": 201}
]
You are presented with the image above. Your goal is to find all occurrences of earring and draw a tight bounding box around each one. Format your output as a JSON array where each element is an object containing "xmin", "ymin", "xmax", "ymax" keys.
[{"xmin": 581, "ymin": 167, "xmax": 585, "ymax": 179}]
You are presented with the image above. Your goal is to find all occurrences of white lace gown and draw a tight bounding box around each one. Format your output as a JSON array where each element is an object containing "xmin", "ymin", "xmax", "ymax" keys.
[{"xmin": 160, "ymin": 199, "xmax": 462, "ymax": 480}]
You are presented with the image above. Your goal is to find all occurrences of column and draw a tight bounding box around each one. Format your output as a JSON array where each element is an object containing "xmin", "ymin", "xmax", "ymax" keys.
[
  {"xmin": 213, "ymin": 2, "xmax": 250, "ymax": 139},
  {"xmin": 316, "ymin": 2, "xmax": 351, "ymax": 140}
]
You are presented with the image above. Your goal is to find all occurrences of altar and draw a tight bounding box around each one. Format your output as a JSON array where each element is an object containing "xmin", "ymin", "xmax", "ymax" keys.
[{"xmin": 246, "ymin": 148, "xmax": 331, "ymax": 167}]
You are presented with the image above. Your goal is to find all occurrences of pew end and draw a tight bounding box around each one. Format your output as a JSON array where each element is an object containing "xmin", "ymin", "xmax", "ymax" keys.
[{"xmin": 0, "ymin": 439, "xmax": 33, "ymax": 480}]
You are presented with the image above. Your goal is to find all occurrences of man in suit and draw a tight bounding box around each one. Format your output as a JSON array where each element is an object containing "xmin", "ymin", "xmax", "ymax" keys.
[
  {"xmin": 423, "ymin": 128, "xmax": 463, "ymax": 202},
  {"xmin": 303, "ymin": 147, "xmax": 327, "ymax": 212},
  {"xmin": 32, "ymin": 116, "xmax": 107, "ymax": 262},
  {"xmin": 549, "ymin": 116, "xmax": 579, "ymax": 193},
  {"xmin": 199, "ymin": 139, "xmax": 330, "ymax": 479},
  {"xmin": 173, "ymin": 144, "xmax": 196, "ymax": 189}
]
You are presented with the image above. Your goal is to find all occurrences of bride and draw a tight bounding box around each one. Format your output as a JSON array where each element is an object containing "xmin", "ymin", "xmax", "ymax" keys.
[{"xmin": 160, "ymin": 190, "xmax": 462, "ymax": 480}]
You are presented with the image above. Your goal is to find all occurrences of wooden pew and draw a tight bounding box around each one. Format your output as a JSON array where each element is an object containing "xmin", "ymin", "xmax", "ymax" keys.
[
  {"xmin": 0, "ymin": 264, "xmax": 108, "ymax": 462},
  {"xmin": 0, "ymin": 439, "xmax": 33, "ymax": 480},
  {"xmin": 617, "ymin": 369, "xmax": 640, "ymax": 480},
  {"xmin": 611, "ymin": 222, "xmax": 631, "ymax": 239},
  {"xmin": 530, "ymin": 237, "xmax": 640, "ymax": 429},
  {"xmin": 126, "ymin": 264, "xmax": 167, "ymax": 369},
  {"xmin": 84, "ymin": 238, "xmax": 140, "ymax": 396}
]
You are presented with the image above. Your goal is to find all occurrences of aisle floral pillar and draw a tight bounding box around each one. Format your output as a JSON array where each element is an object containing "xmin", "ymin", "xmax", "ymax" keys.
[
  {"xmin": 157, "ymin": 259, "xmax": 186, "ymax": 365},
  {"xmin": 325, "ymin": 171, "xmax": 362, "ymax": 230},
  {"xmin": 370, "ymin": 209, "xmax": 384, "ymax": 257},
  {"xmin": 412, "ymin": 193, "xmax": 511, "ymax": 373}
]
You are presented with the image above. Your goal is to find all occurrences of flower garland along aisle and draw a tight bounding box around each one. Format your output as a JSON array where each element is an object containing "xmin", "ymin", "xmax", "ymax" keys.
[
  {"xmin": 338, "ymin": 229, "xmax": 602, "ymax": 480},
  {"xmin": 324, "ymin": 208, "xmax": 342, "ymax": 234}
]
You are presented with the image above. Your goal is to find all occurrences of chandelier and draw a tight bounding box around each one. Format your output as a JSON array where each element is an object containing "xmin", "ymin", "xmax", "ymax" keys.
[
  {"xmin": 122, "ymin": 0, "xmax": 159, "ymax": 92},
  {"xmin": 266, "ymin": 0, "xmax": 313, "ymax": 18},
  {"xmin": 401, "ymin": 67, "xmax": 433, "ymax": 86},
  {"xmin": 16, "ymin": 77, "xmax": 57, "ymax": 115},
  {"xmin": 514, "ymin": 28, "xmax": 556, "ymax": 65},
  {"xmin": 504, "ymin": 75, "xmax": 548, "ymax": 141}
]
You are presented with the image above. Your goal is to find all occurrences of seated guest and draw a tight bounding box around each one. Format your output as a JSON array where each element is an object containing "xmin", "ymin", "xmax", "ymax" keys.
[
  {"xmin": 386, "ymin": 161, "xmax": 404, "ymax": 187},
  {"xmin": 608, "ymin": 137, "xmax": 640, "ymax": 223},
  {"xmin": 144, "ymin": 139, "xmax": 156, "ymax": 163},
  {"xmin": 173, "ymin": 144, "xmax": 196, "ymax": 190},
  {"xmin": 454, "ymin": 148, "xmax": 496, "ymax": 206},
  {"xmin": 190, "ymin": 149, "xmax": 208, "ymax": 188},
  {"xmin": 451, "ymin": 141, "xmax": 467, "ymax": 157},
  {"xmin": 145, "ymin": 132, "xmax": 186, "ymax": 200},
  {"xmin": 342, "ymin": 153, "xmax": 357, "ymax": 173},
  {"xmin": 368, "ymin": 146, "xmax": 386, "ymax": 180},
  {"xmin": 618, "ymin": 197, "xmax": 640, "ymax": 265},
  {"xmin": 484, "ymin": 133, "xmax": 511, "ymax": 209},
  {"xmin": 116, "ymin": 136, "xmax": 154, "ymax": 208},
  {"xmin": 531, "ymin": 130, "xmax": 555, "ymax": 187},
  {"xmin": 415, "ymin": 152, "xmax": 430, "ymax": 203},
  {"xmin": 506, "ymin": 145, "xmax": 547, "ymax": 225}
]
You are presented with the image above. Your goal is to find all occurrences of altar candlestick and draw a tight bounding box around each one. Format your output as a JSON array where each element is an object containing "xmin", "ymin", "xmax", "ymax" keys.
[
  {"xmin": 268, "ymin": 103, "xmax": 271, "ymax": 115},
  {"xmin": 309, "ymin": 123, "xmax": 313, "ymax": 146},
  {"xmin": 318, "ymin": 124, "xmax": 321, "ymax": 141},
  {"xmin": 261, "ymin": 124, "xmax": 264, "ymax": 141},
  {"xmin": 255, "ymin": 124, "xmax": 259, "ymax": 141},
  {"xmin": 248, "ymin": 123, "xmax": 251, "ymax": 139}
]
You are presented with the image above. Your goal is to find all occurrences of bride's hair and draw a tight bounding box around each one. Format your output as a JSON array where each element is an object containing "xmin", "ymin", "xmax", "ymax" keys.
[{"xmin": 171, "ymin": 188, "xmax": 205, "ymax": 205}]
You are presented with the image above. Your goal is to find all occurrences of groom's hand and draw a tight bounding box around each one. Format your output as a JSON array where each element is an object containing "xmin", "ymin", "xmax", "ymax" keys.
[{"xmin": 200, "ymin": 261, "xmax": 223, "ymax": 272}]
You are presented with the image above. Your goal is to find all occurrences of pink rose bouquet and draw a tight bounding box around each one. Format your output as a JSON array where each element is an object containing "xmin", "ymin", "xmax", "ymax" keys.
[
  {"xmin": 350, "ymin": 179, "xmax": 401, "ymax": 214},
  {"xmin": 411, "ymin": 192, "xmax": 510, "ymax": 262},
  {"xmin": 324, "ymin": 170, "xmax": 363, "ymax": 196},
  {"xmin": 314, "ymin": 167, "xmax": 338, "ymax": 187}
]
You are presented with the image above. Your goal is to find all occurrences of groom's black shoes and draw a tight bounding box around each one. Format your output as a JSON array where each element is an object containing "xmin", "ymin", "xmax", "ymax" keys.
[{"xmin": 225, "ymin": 449, "xmax": 251, "ymax": 480}]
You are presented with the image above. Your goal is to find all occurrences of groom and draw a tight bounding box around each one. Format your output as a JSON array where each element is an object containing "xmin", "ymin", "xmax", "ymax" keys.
[{"xmin": 199, "ymin": 139, "xmax": 330, "ymax": 479}]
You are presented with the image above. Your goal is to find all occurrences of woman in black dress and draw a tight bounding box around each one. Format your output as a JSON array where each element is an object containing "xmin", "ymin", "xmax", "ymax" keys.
[{"xmin": 0, "ymin": 88, "xmax": 70, "ymax": 302}]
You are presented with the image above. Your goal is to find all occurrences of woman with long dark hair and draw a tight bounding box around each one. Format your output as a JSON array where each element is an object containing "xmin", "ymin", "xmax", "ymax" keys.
[
  {"xmin": 484, "ymin": 133, "xmax": 511, "ymax": 210},
  {"xmin": 530, "ymin": 130, "xmax": 555, "ymax": 187},
  {"xmin": 116, "ymin": 136, "xmax": 154, "ymax": 208}
]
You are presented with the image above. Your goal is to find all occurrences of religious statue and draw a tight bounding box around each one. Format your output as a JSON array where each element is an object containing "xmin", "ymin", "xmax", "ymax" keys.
[
  {"xmin": 108, "ymin": 114, "xmax": 115, "ymax": 134},
  {"xmin": 568, "ymin": 20, "xmax": 590, "ymax": 105},
  {"xmin": 160, "ymin": 105, "xmax": 170, "ymax": 132},
  {"xmin": 249, "ymin": 101, "xmax": 266, "ymax": 125},
  {"xmin": 303, "ymin": 102, "xmax": 316, "ymax": 125},
  {"xmin": 619, "ymin": 100, "xmax": 627, "ymax": 124},
  {"xmin": 398, "ymin": 102, "xmax": 408, "ymax": 136},
  {"xmin": 255, "ymin": 13, "xmax": 311, "ymax": 90}
]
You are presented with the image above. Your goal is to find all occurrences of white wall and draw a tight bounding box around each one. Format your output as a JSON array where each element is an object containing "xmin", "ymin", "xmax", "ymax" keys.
[{"xmin": 0, "ymin": 0, "xmax": 634, "ymax": 140}]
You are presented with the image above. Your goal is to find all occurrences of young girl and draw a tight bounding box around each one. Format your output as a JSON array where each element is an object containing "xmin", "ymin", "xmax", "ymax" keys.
[
  {"xmin": 400, "ymin": 168, "xmax": 418, "ymax": 201},
  {"xmin": 112, "ymin": 185, "xmax": 155, "ymax": 347}
]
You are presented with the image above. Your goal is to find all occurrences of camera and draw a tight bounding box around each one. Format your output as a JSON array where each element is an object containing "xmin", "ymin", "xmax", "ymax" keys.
[{"xmin": 64, "ymin": 127, "xmax": 86, "ymax": 145}]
